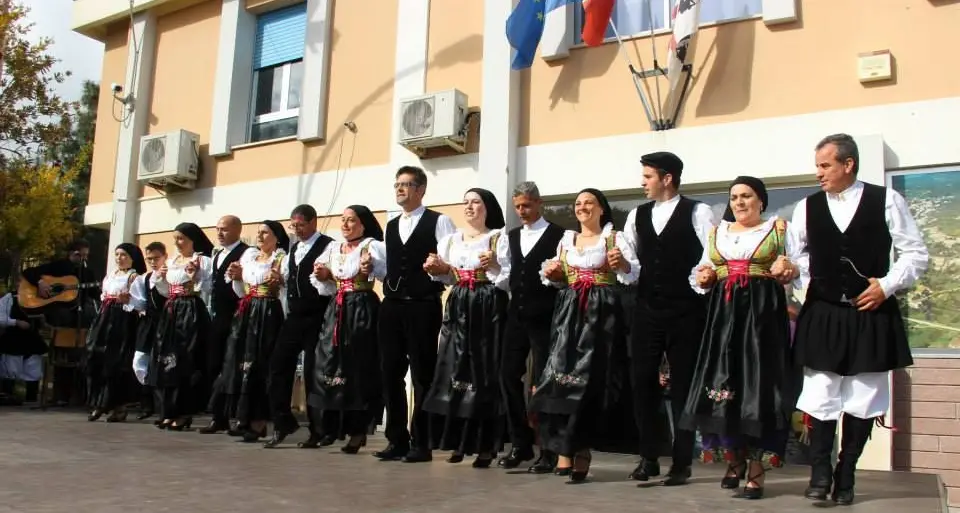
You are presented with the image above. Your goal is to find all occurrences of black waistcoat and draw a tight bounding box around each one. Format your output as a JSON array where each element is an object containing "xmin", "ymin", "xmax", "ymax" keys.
[
  {"xmin": 210, "ymin": 242, "xmax": 249, "ymax": 316},
  {"xmin": 635, "ymin": 196, "xmax": 704, "ymax": 306},
  {"xmin": 507, "ymin": 221, "xmax": 566, "ymax": 318},
  {"xmin": 287, "ymin": 235, "xmax": 333, "ymax": 315},
  {"xmin": 143, "ymin": 272, "xmax": 166, "ymax": 317},
  {"xmin": 384, "ymin": 209, "xmax": 445, "ymax": 299},
  {"xmin": 806, "ymin": 183, "xmax": 892, "ymax": 304}
]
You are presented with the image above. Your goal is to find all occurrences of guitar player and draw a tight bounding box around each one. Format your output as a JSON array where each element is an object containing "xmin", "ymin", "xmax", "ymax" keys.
[{"xmin": 20, "ymin": 239, "xmax": 102, "ymax": 404}]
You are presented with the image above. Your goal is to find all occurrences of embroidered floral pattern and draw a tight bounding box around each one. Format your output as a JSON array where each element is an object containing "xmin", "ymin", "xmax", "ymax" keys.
[
  {"xmin": 451, "ymin": 379, "xmax": 475, "ymax": 392},
  {"xmin": 160, "ymin": 354, "xmax": 177, "ymax": 371},
  {"xmin": 705, "ymin": 386, "xmax": 735, "ymax": 402},
  {"xmin": 756, "ymin": 450, "xmax": 784, "ymax": 470},
  {"xmin": 554, "ymin": 372, "xmax": 585, "ymax": 387},
  {"xmin": 320, "ymin": 373, "xmax": 346, "ymax": 387},
  {"xmin": 699, "ymin": 447, "xmax": 745, "ymax": 464}
]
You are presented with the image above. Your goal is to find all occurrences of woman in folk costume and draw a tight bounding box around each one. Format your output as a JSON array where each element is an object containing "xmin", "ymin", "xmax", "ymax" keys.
[
  {"xmin": 422, "ymin": 188, "xmax": 510, "ymax": 467},
  {"xmin": 208, "ymin": 221, "xmax": 289, "ymax": 442},
  {"xmin": 308, "ymin": 206, "xmax": 385, "ymax": 454},
  {"xmin": 679, "ymin": 176, "xmax": 801, "ymax": 500},
  {"xmin": 150, "ymin": 222, "xmax": 215, "ymax": 430},
  {"xmin": 533, "ymin": 188, "xmax": 639, "ymax": 483},
  {"xmin": 84, "ymin": 243, "xmax": 147, "ymax": 422}
]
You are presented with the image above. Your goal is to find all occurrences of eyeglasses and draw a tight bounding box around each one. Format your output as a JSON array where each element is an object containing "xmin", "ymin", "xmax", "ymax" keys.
[{"xmin": 393, "ymin": 181, "xmax": 420, "ymax": 190}]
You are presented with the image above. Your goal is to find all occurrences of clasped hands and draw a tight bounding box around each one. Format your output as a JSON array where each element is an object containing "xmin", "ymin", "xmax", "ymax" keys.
[
  {"xmin": 543, "ymin": 248, "xmax": 627, "ymax": 282},
  {"xmin": 422, "ymin": 250, "xmax": 496, "ymax": 277},
  {"xmin": 695, "ymin": 255, "xmax": 799, "ymax": 289}
]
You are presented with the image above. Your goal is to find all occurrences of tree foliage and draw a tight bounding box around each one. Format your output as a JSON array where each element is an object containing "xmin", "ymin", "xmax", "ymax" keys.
[
  {"xmin": 49, "ymin": 79, "xmax": 98, "ymax": 222},
  {"xmin": 0, "ymin": 1, "xmax": 75, "ymax": 164}
]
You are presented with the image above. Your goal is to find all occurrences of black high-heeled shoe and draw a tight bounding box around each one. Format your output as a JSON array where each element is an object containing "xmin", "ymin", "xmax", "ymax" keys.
[
  {"xmin": 569, "ymin": 451, "xmax": 592, "ymax": 483},
  {"xmin": 472, "ymin": 455, "xmax": 493, "ymax": 468},
  {"xmin": 156, "ymin": 419, "xmax": 172, "ymax": 430},
  {"xmin": 737, "ymin": 466, "xmax": 765, "ymax": 500},
  {"xmin": 167, "ymin": 417, "xmax": 193, "ymax": 431},
  {"xmin": 721, "ymin": 461, "xmax": 747, "ymax": 489},
  {"xmin": 106, "ymin": 411, "xmax": 128, "ymax": 423},
  {"xmin": 341, "ymin": 435, "xmax": 367, "ymax": 454}
]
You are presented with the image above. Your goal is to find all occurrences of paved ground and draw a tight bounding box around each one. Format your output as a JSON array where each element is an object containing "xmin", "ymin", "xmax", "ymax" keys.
[{"xmin": 0, "ymin": 409, "xmax": 947, "ymax": 513}]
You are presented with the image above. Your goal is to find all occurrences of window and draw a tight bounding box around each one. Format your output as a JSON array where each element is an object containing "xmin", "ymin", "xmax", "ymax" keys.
[
  {"xmin": 889, "ymin": 168, "xmax": 960, "ymax": 351},
  {"xmin": 573, "ymin": 0, "xmax": 762, "ymax": 45},
  {"xmin": 250, "ymin": 3, "xmax": 307, "ymax": 143}
]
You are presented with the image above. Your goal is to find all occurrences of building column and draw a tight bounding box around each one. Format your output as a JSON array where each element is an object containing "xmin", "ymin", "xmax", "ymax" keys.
[
  {"xmin": 109, "ymin": 11, "xmax": 157, "ymax": 251},
  {"xmin": 209, "ymin": 0, "xmax": 255, "ymax": 157},
  {"xmin": 478, "ymin": 0, "xmax": 521, "ymax": 225}
]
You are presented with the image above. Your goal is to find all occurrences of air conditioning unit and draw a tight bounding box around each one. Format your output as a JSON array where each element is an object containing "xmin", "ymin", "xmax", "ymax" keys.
[
  {"xmin": 136, "ymin": 129, "xmax": 200, "ymax": 190},
  {"xmin": 397, "ymin": 89, "xmax": 468, "ymax": 154}
]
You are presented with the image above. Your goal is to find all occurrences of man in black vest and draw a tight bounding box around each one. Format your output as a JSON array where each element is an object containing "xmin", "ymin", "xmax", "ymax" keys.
[
  {"xmin": 263, "ymin": 204, "xmax": 335, "ymax": 448},
  {"xmin": 374, "ymin": 165, "xmax": 457, "ymax": 463},
  {"xmin": 793, "ymin": 134, "xmax": 928, "ymax": 505},
  {"xmin": 496, "ymin": 181, "xmax": 566, "ymax": 472},
  {"xmin": 199, "ymin": 215, "xmax": 250, "ymax": 434},
  {"xmin": 625, "ymin": 151, "xmax": 716, "ymax": 486}
]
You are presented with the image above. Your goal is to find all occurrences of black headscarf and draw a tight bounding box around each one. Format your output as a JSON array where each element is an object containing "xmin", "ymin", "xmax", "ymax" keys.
[
  {"xmin": 577, "ymin": 188, "xmax": 615, "ymax": 231},
  {"xmin": 465, "ymin": 188, "xmax": 506, "ymax": 230},
  {"xmin": 346, "ymin": 205, "xmax": 384, "ymax": 242},
  {"xmin": 262, "ymin": 220, "xmax": 291, "ymax": 253},
  {"xmin": 722, "ymin": 175, "xmax": 769, "ymax": 222},
  {"xmin": 174, "ymin": 222, "xmax": 215, "ymax": 256},
  {"xmin": 116, "ymin": 243, "xmax": 147, "ymax": 275}
]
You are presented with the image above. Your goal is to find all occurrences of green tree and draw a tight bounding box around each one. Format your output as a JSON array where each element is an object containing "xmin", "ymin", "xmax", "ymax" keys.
[{"xmin": 49, "ymin": 79, "xmax": 98, "ymax": 223}]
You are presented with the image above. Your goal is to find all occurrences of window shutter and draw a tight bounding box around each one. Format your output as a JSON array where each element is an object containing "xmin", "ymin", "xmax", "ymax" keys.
[{"xmin": 253, "ymin": 3, "xmax": 307, "ymax": 70}]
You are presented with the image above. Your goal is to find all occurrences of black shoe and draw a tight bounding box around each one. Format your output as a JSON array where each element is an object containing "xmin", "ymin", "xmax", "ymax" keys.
[
  {"xmin": 297, "ymin": 433, "xmax": 334, "ymax": 449},
  {"xmin": 662, "ymin": 466, "xmax": 691, "ymax": 486},
  {"xmin": 569, "ymin": 451, "xmax": 592, "ymax": 483},
  {"xmin": 527, "ymin": 452, "xmax": 556, "ymax": 474},
  {"xmin": 227, "ymin": 427, "xmax": 247, "ymax": 437},
  {"xmin": 263, "ymin": 426, "xmax": 299, "ymax": 449},
  {"xmin": 341, "ymin": 435, "xmax": 367, "ymax": 454},
  {"xmin": 833, "ymin": 486, "xmax": 855, "ymax": 506},
  {"xmin": 402, "ymin": 448, "xmax": 433, "ymax": 463},
  {"xmin": 831, "ymin": 414, "xmax": 873, "ymax": 506},
  {"xmin": 447, "ymin": 452, "xmax": 464, "ymax": 463},
  {"xmin": 472, "ymin": 456, "xmax": 493, "ymax": 468},
  {"xmin": 721, "ymin": 462, "xmax": 747, "ymax": 489},
  {"xmin": 497, "ymin": 446, "xmax": 535, "ymax": 469},
  {"xmin": 241, "ymin": 426, "xmax": 268, "ymax": 443},
  {"xmin": 136, "ymin": 411, "xmax": 154, "ymax": 421},
  {"xmin": 198, "ymin": 420, "xmax": 229, "ymax": 434},
  {"xmin": 629, "ymin": 459, "xmax": 660, "ymax": 481},
  {"xmin": 87, "ymin": 410, "xmax": 103, "ymax": 422},
  {"xmin": 736, "ymin": 466, "xmax": 765, "ymax": 500},
  {"xmin": 167, "ymin": 417, "xmax": 193, "ymax": 431},
  {"xmin": 373, "ymin": 443, "xmax": 409, "ymax": 460}
]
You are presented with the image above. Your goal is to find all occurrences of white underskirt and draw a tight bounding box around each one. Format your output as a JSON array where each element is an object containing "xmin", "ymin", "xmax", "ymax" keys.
[{"xmin": 796, "ymin": 367, "xmax": 890, "ymax": 421}]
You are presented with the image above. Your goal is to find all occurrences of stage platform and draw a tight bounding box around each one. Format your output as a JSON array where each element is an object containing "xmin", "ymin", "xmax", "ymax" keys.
[{"xmin": 0, "ymin": 409, "xmax": 948, "ymax": 512}]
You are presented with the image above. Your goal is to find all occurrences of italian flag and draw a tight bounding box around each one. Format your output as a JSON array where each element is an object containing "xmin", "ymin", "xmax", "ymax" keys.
[{"xmin": 581, "ymin": 0, "xmax": 615, "ymax": 47}]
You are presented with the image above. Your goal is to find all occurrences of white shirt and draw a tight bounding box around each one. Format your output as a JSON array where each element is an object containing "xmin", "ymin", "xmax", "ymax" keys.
[
  {"xmin": 540, "ymin": 223, "xmax": 641, "ymax": 287},
  {"xmin": 395, "ymin": 205, "xmax": 458, "ymax": 244},
  {"xmin": 430, "ymin": 229, "xmax": 512, "ymax": 290},
  {"xmin": 623, "ymin": 195, "xmax": 717, "ymax": 293},
  {"xmin": 519, "ymin": 216, "xmax": 550, "ymax": 257},
  {"xmin": 151, "ymin": 254, "xmax": 214, "ymax": 298},
  {"xmin": 293, "ymin": 232, "xmax": 323, "ymax": 266},
  {"xmin": 791, "ymin": 180, "xmax": 929, "ymax": 299},
  {"xmin": 310, "ymin": 238, "xmax": 388, "ymax": 296},
  {"xmin": 212, "ymin": 240, "xmax": 243, "ymax": 270},
  {"xmin": 0, "ymin": 293, "xmax": 17, "ymax": 328},
  {"xmin": 100, "ymin": 269, "xmax": 139, "ymax": 313}
]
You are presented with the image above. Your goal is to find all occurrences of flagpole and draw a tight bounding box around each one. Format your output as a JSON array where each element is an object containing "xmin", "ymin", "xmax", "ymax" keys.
[
  {"xmin": 607, "ymin": 20, "xmax": 657, "ymax": 132},
  {"xmin": 645, "ymin": 0, "xmax": 664, "ymax": 126}
]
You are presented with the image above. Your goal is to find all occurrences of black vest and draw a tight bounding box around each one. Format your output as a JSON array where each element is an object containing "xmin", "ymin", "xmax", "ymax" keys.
[
  {"xmin": 8, "ymin": 295, "xmax": 27, "ymax": 322},
  {"xmin": 507, "ymin": 221, "xmax": 565, "ymax": 318},
  {"xmin": 143, "ymin": 272, "xmax": 166, "ymax": 317},
  {"xmin": 635, "ymin": 196, "xmax": 704, "ymax": 305},
  {"xmin": 384, "ymin": 209, "xmax": 445, "ymax": 299},
  {"xmin": 210, "ymin": 242, "xmax": 249, "ymax": 316},
  {"xmin": 287, "ymin": 234, "xmax": 333, "ymax": 315},
  {"xmin": 807, "ymin": 183, "xmax": 891, "ymax": 304}
]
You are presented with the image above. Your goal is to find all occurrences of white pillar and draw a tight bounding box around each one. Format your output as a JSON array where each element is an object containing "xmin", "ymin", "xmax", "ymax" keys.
[
  {"xmin": 209, "ymin": 0, "xmax": 255, "ymax": 157},
  {"xmin": 478, "ymin": 0, "xmax": 521, "ymax": 226},
  {"xmin": 109, "ymin": 11, "xmax": 157, "ymax": 250},
  {"xmin": 297, "ymin": 0, "xmax": 335, "ymax": 142}
]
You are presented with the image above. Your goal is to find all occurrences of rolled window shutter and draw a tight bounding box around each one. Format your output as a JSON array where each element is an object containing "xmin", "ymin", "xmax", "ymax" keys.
[{"xmin": 253, "ymin": 3, "xmax": 307, "ymax": 70}]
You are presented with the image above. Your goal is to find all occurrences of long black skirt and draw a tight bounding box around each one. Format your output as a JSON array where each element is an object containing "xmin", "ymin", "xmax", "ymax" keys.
[
  {"xmin": 134, "ymin": 309, "xmax": 161, "ymax": 354},
  {"xmin": 679, "ymin": 277, "xmax": 793, "ymax": 463},
  {"xmin": 423, "ymin": 283, "xmax": 507, "ymax": 456},
  {"xmin": 794, "ymin": 295, "xmax": 912, "ymax": 375},
  {"xmin": 530, "ymin": 284, "xmax": 626, "ymax": 456},
  {"xmin": 85, "ymin": 302, "xmax": 138, "ymax": 410},
  {"xmin": 148, "ymin": 295, "xmax": 209, "ymax": 418},
  {"xmin": 309, "ymin": 289, "xmax": 381, "ymax": 437},
  {"xmin": 212, "ymin": 296, "xmax": 284, "ymax": 424}
]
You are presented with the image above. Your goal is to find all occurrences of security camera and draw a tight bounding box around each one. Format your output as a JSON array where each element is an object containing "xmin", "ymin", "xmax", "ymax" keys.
[{"xmin": 111, "ymin": 83, "xmax": 123, "ymax": 94}]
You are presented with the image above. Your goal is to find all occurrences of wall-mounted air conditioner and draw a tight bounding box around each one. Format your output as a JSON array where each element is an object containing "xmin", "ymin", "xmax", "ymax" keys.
[
  {"xmin": 136, "ymin": 129, "xmax": 200, "ymax": 191},
  {"xmin": 397, "ymin": 89, "xmax": 468, "ymax": 155}
]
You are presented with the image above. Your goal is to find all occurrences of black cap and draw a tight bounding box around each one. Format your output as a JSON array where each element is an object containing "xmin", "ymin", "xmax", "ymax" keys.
[{"xmin": 640, "ymin": 151, "xmax": 683, "ymax": 177}]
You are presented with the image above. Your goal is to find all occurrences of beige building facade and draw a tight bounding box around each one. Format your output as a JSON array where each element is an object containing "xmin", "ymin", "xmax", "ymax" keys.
[{"xmin": 72, "ymin": 0, "xmax": 960, "ymax": 504}]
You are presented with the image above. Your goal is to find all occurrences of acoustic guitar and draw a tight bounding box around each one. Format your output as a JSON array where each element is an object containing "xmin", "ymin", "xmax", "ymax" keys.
[{"xmin": 17, "ymin": 275, "xmax": 100, "ymax": 313}]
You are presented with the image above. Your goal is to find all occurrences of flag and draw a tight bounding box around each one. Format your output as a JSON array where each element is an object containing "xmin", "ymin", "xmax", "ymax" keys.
[
  {"xmin": 506, "ymin": 0, "xmax": 574, "ymax": 70},
  {"xmin": 666, "ymin": 0, "xmax": 702, "ymax": 93},
  {"xmin": 581, "ymin": 0, "xmax": 615, "ymax": 47}
]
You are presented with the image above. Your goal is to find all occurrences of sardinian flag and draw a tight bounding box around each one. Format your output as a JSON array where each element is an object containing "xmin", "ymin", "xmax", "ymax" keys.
[{"xmin": 666, "ymin": 0, "xmax": 702, "ymax": 93}]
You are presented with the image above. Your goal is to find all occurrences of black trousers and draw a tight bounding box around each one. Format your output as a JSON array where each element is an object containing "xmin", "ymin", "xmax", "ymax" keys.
[
  {"xmin": 631, "ymin": 298, "xmax": 706, "ymax": 469},
  {"xmin": 205, "ymin": 309, "xmax": 234, "ymax": 420},
  {"xmin": 499, "ymin": 311, "xmax": 552, "ymax": 450},
  {"xmin": 268, "ymin": 312, "xmax": 323, "ymax": 434},
  {"xmin": 377, "ymin": 296, "xmax": 442, "ymax": 450}
]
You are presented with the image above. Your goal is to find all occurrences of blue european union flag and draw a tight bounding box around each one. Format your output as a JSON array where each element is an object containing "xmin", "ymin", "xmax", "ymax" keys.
[{"xmin": 506, "ymin": 0, "xmax": 576, "ymax": 70}]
